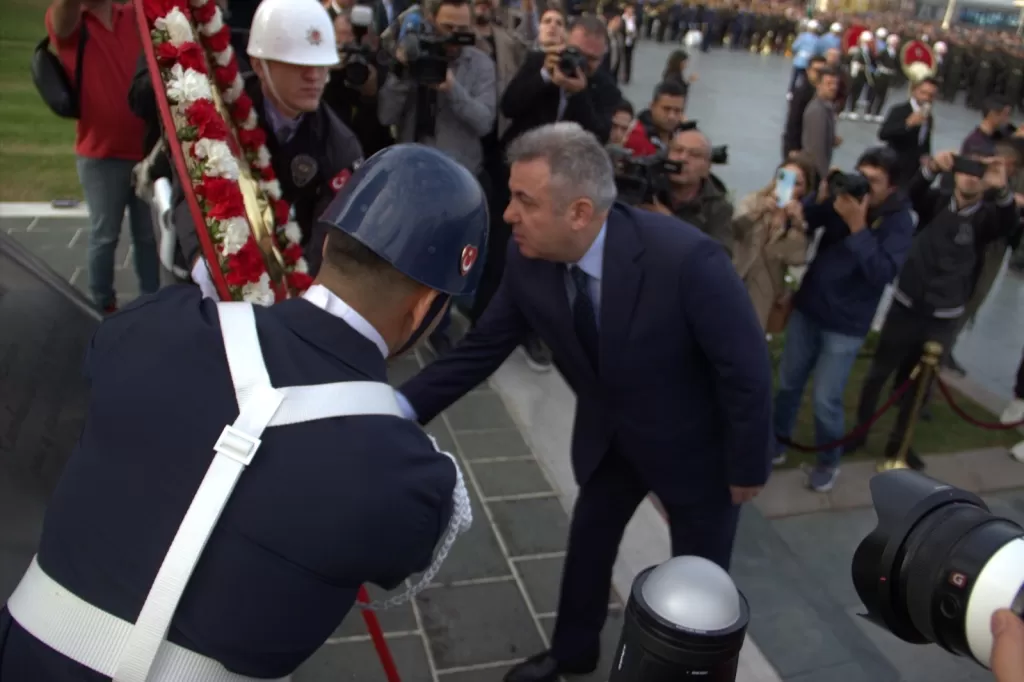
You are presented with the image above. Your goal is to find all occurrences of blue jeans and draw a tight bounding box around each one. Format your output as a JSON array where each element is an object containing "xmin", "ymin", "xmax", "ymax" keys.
[
  {"xmin": 76, "ymin": 157, "xmax": 160, "ymax": 309},
  {"xmin": 774, "ymin": 309, "xmax": 865, "ymax": 468}
]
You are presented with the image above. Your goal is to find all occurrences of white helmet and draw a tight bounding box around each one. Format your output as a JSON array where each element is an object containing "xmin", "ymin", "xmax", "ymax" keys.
[
  {"xmin": 248, "ymin": 0, "xmax": 339, "ymax": 67},
  {"xmin": 859, "ymin": 30, "xmax": 873, "ymax": 43},
  {"xmin": 934, "ymin": 41, "xmax": 948, "ymax": 54},
  {"xmin": 807, "ymin": 19, "xmax": 820, "ymax": 31},
  {"xmin": 876, "ymin": 27, "xmax": 888, "ymax": 39},
  {"xmin": 921, "ymin": 34, "xmax": 930, "ymax": 42},
  {"xmin": 830, "ymin": 22, "xmax": 842, "ymax": 33}
]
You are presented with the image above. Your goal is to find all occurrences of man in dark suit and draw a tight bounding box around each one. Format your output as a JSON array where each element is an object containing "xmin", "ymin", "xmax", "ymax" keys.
[
  {"xmin": 396, "ymin": 122, "xmax": 774, "ymax": 682},
  {"xmin": 500, "ymin": 14, "xmax": 622, "ymax": 147},
  {"xmin": 878, "ymin": 77, "xmax": 938, "ymax": 187}
]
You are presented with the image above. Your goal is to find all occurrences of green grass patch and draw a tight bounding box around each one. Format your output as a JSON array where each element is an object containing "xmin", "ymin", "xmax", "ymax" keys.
[
  {"xmin": 770, "ymin": 332, "xmax": 1019, "ymax": 469},
  {"xmin": 0, "ymin": 0, "xmax": 80, "ymax": 201}
]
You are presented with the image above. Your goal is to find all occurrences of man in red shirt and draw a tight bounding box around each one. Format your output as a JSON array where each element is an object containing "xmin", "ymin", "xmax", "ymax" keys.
[
  {"xmin": 622, "ymin": 79, "xmax": 687, "ymax": 157},
  {"xmin": 46, "ymin": 0, "xmax": 160, "ymax": 313}
]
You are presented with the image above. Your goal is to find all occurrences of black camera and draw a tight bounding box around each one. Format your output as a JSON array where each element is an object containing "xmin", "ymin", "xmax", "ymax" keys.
[
  {"xmin": 853, "ymin": 470, "xmax": 1024, "ymax": 670},
  {"xmin": 608, "ymin": 146, "xmax": 681, "ymax": 206},
  {"xmin": 558, "ymin": 46, "xmax": 587, "ymax": 77},
  {"xmin": 399, "ymin": 26, "xmax": 475, "ymax": 86},
  {"xmin": 827, "ymin": 170, "xmax": 871, "ymax": 200},
  {"xmin": 337, "ymin": 6, "xmax": 376, "ymax": 87}
]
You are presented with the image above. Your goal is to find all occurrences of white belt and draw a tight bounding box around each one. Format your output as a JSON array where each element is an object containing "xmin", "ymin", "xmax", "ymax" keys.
[{"xmin": 7, "ymin": 556, "xmax": 289, "ymax": 682}]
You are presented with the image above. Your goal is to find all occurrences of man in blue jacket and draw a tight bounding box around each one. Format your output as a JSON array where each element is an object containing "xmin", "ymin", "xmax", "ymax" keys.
[
  {"xmin": 396, "ymin": 122, "xmax": 774, "ymax": 682},
  {"xmin": 773, "ymin": 147, "xmax": 916, "ymax": 493}
]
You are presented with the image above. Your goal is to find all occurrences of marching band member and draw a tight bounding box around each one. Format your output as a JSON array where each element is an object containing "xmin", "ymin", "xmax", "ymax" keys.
[{"xmin": 0, "ymin": 144, "xmax": 487, "ymax": 682}]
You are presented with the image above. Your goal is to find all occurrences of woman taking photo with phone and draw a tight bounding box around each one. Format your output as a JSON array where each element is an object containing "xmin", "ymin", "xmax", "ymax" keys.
[{"xmin": 731, "ymin": 153, "xmax": 815, "ymax": 332}]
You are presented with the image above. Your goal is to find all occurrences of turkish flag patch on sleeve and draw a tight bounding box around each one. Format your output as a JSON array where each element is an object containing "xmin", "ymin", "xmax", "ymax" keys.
[{"xmin": 330, "ymin": 169, "xmax": 352, "ymax": 193}]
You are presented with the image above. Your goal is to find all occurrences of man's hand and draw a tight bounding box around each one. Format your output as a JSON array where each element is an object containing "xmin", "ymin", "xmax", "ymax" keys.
[
  {"xmin": 552, "ymin": 66, "xmax": 587, "ymax": 94},
  {"xmin": 981, "ymin": 156, "xmax": 1008, "ymax": 190},
  {"xmin": 833, "ymin": 134, "xmax": 843, "ymax": 148},
  {"xmin": 930, "ymin": 150, "xmax": 955, "ymax": 173},
  {"xmin": 906, "ymin": 110, "xmax": 927, "ymax": 127},
  {"xmin": 730, "ymin": 485, "xmax": 762, "ymax": 505},
  {"xmin": 991, "ymin": 610, "xmax": 1024, "ymax": 682},
  {"xmin": 835, "ymin": 193, "xmax": 869, "ymax": 233},
  {"xmin": 688, "ymin": 73, "xmax": 700, "ymax": 83},
  {"xmin": 433, "ymin": 69, "xmax": 455, "ymax": 93},
  {"xmin": 542, "ymin": 45, "xmax": 563, "ymax": 74},
  {"xmin": 1014, "ymin": 193, "xmax": 1024, "ymax": 209},
  {"xmin": 395, "ymin": 45, "xmax": 408, "ymax": 65}
]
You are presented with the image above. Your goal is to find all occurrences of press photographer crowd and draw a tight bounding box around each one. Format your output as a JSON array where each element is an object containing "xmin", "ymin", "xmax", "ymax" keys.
[{"xmin": 4, "ymin": 0, "xmax": 1024, "ymax": 679}]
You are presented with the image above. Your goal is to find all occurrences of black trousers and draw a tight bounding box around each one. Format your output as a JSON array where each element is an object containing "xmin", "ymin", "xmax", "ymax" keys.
[
  {"xmin": 549, "ymin": 449, "xmax": 740, "ymax": 664},
  {"xmin": 848, "ymin": 74, "xmax": 870, "ymax": 112},
  {"xmin": 868, "ymin": 75, "xmax": 891, "ymax": 115},
  {"xmin": 622, "ymin": 45, "xmax": 635, "ymax": 83},
  {"xmin": 855, "ymin": 302, "xmax": 959, "ymax": 453},
  {"xmin": 469, "ymin": 157, "xmax": 510, "ymax": 324},
  {"xmin": 1015, "ymin": 347, "xmax": 1024, "ymax": 400}
]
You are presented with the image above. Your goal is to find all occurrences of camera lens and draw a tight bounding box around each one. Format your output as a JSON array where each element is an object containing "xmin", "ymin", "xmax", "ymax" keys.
[{"xmin": 853, "ymin": 471, "xmax": 1024, "ymax": 670}]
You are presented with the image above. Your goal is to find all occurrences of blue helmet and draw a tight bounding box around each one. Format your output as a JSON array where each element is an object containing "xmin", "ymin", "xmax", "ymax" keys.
[{"xmin": 319, "ymin": 144, "xmax": 488, "ymax": 297}]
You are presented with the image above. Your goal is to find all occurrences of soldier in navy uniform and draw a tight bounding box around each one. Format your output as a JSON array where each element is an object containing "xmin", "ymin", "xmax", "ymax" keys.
[{"xmin": 0, "ymin": 144, "xmax": 488, "ymax": 682}]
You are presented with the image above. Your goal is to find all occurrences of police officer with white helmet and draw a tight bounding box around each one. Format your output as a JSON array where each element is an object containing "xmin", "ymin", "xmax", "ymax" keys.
[
  {"xmin": 0, "ymin": 144, "xmax": 487, "ymax": 682},
  {"xmin": 179, "ymin": 0, "xmax": 365, "ymax": 285}
]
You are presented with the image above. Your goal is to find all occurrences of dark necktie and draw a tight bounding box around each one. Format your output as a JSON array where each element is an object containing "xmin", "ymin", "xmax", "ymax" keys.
[{"xmin": 569, "ymin": 265, "xmax": 599, "ymax": 370}]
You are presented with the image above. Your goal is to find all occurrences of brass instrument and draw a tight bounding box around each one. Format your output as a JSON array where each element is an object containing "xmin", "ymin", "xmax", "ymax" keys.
[
  {"xmin": 760, "ymin": 30, "xmax": 774, "ymax": 55},
  {"xmin": 750, "ymin": 32, "xmax": 760, "ymax": 53},
  {"xmin": 784, "ymin": 33, "xmax": 795, "ymax": 56}
]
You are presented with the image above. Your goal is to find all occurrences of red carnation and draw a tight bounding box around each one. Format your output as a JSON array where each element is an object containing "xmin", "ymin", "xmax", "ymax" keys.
[
  {"xmin": 238, "ymin": 126, "xmax": 266, "ymax": 150},
  {"xmin": 155, "ymin": 41, "xmax": 179, "ymax": 65},
  {"xmin": 142, "ymin": 0, "xmax": 189, "ymax": 23},
  {"xmin": 185, "ymin": 100, "xmax": 229, "ymax": 141},
  {"xmin": 231, "ymin": 93, "xmax": 254, "ymax": 123},
  {"xmin": 205, "ymin": 25, "xmax": 231, "ymax": 53},
  {"xmin": 282, "ymin": 243, "xmax": 303, "ymax": 264},
  {"xmin": 192, "ymin": 0, "xmax": 217, "ymax": 24},
  {"xmin": 260, "ymin": 165, "xmax": 277, "ymax": 182},
  {"xmin": 197, "ymin": 177, "xmax": 245, "ymax": 220},
  {"xmin": 225, "ymin": 239, "xmax": 267, "ymax": 286},
  {"xmin": 214, "ymin": 60, "xmax": 239, "ymax": 89},
  {"xmin": 288, "ymin": 271, "xmax": 314, "ymax": 293},
  {"xmin": 274, "ymin": 200, "xmax": 291, "ymax": 226},
  {"xmin": 175, "ymin": 42, "xmax": 208, "ymax": 74}
]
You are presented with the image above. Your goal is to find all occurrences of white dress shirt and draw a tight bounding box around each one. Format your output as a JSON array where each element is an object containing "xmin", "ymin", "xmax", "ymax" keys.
[
  {"xmin": 302, "ymin": 284, "xmax": 389, "ymax": 358},
  {"xmin": 539, "ymin": 67, "xmax": 569, "ymax": 121},
  {"xmin": 910, "ymin": 97, "xmax": 929, "ymax": 146}
]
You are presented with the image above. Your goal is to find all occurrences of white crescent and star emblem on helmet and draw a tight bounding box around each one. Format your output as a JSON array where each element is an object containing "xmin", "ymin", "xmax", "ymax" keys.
[{"xmin": 460, "ymin": 246, "xmax": 478, "ymax": 276}]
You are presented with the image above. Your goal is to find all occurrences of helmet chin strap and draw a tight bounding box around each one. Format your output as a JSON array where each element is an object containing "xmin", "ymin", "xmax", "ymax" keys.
[{"xmin": 393, "ymin": 295, "xmax": 450, "ymax": 357}]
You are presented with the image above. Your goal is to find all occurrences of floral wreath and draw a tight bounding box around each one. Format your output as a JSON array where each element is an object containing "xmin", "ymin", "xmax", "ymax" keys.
[{"xmin": 142, "ymin": 0, "xmax": 314, "ymax": 304}]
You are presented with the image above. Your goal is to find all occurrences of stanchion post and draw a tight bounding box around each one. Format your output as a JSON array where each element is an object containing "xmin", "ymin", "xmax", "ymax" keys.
[{"xmin": 879, "ymin": 342, "xmax": 943, "ymax": 472}]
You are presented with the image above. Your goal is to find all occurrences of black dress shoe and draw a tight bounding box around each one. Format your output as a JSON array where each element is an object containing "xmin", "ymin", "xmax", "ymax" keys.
[{"xmin": 504, "ymin": 651, "xmax": 598, "ymax": 682}]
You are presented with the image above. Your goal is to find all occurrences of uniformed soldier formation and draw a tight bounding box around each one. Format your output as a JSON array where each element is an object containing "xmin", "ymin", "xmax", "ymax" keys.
[{"xmin": 616, "ymin": 0, "xmax": 1023, "ymax": 116}]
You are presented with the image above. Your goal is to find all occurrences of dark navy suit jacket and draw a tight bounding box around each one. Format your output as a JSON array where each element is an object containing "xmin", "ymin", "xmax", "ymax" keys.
[
  {"xmin": 402, "ymin": 204, "xmax": 774, "ymax": 506},
  {"xmin": 0, "ymin": 285, "xmax": 453, "ymax": 680}
]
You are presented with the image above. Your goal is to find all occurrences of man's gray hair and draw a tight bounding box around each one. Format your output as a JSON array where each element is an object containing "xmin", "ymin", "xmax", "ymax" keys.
[
  {"xmin": 569, "ymin": 14, "xmax": 608, "ymax": 39},
  {"xmin": 506, "ymin": 122, "xmax": 617, "ymax": 212}
]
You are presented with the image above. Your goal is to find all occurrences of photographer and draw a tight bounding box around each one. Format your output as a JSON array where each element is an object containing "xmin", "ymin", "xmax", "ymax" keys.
[
  {"xmin": 500, "ymin": 14, "xmax": 621, "ymax": 145},
  {"xmin": 621, "ymin": 80, "xmax": 687, "ymax": 157},
  {"xmin": 849, "ymin": 145, "xmax": 1017, "ymax": 471},
  {"xmin": 323, "ymin": 7, "xmax": 395, "ymax": 156},
  {"xmin": 772, "ymin": 148, "xmax": 915, "ymax": 493},
  {"xmin": 377, "ymin": 0, "xmax": 497, "ymax": 177},
  {"xmin": 645, "ymin": 127, "xmax": 734, "ymax": 256}
]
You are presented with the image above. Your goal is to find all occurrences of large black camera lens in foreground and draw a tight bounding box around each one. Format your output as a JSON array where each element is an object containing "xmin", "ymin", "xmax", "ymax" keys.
[
  {"xmin": 609, "ymin": 556, "xmax": 750, "ymax": 682},
  {"xmin": 853, "ymin": 470, "xmax": 1024, "ymax": 669}
]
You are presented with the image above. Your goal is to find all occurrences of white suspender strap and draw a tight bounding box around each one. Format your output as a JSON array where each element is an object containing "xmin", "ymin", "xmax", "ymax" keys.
[
  {"xmin": 271, "ymin": 382, "xmax": 403, "ymax": 425},
  {"xmin": 113, "ymin": 303, "xmax": 285, "ymax": 682}
]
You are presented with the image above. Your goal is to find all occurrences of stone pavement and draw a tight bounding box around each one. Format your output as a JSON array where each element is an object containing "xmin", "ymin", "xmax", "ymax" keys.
[{"xmin": 3, "ymin": 40, "xmax": 1024, "ymax": 682}]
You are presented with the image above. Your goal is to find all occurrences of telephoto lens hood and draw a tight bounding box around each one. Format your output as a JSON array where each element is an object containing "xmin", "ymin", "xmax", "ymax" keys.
[{"xmin": 853, "ymin": 470, "xmax": 1024, "ymax": 669}]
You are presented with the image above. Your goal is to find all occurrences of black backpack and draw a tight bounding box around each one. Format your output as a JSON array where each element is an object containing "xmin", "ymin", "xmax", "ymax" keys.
[{"xmin": 31, "ymin": 23, "xmax": 89, "ymax": 119}]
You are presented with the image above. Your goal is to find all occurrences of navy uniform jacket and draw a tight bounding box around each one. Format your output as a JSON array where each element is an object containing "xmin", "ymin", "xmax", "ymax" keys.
[
  {"xmin": 0, "ymin": 285, "xmax": 453, "ymax": 680},
  {"xmin": 401, "ymin": 204, "xmax": 774, "ymax": 507}
]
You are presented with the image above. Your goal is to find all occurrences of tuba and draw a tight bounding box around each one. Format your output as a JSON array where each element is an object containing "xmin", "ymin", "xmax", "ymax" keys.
[
  {"xmin": 133, "ymin": 0, "xmax": 314, "ymax": 305},
  {"xmin": 901, "ymin": 39, "xmax": 938, "ymax": 82}
]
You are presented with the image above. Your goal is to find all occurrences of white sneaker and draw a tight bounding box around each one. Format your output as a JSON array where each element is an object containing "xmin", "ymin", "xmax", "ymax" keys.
[
  {"xmin": 848, "ymin": 113, "xmax": 861, "ymax": 121},
  {"xmin": 873, "ymin": 115, "xmax": 884, "ymax": 123},
  {"xmin": 1001, "ymin": 398, "xmax": 1024, "ymax": 425},
  {"xmin": 838, "ymin": 111, "xmax": 850, "ymax": 120},
  {"xmin": 1011, "ymin": 440, "xmax": 1024, "ymax": 463}
]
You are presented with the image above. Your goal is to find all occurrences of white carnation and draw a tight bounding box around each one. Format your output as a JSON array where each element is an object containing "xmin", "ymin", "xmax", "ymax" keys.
[
  {"xmin": 166, "ymin": 63, "xmax": 212, "ymax": 106},
  {"xmin": 199, "ymin": 7, "xmax": 225, "ymax": 35},
  {"xmin": 241, "ymin": 108, "xmax": 259, "ymax": 130},
  {"xmin": 242, "ymin": 272, "xmax": 276, "ymax": 307},
  {"xmin": 219, "ymin": 217, "xmax": 251, "ymax": 256},
  {"xmin": 155, "ymin": 8, "xmax": 195, "ymax": 47},
  {"xmin": 283, "ymin": 221, "xmax": 303, "ymax": 245},
  {"xmin": 223, "ymin": 74, "xmax": 245, "ymax": 104},
  {"xmin": 213, "ymin": 45, "xmax": 234, "ymax": 68},
  {"xmin": 255, "ymin": 145, "xmax": 272, "ymax": 169},
  {"xmin": 193, "ymin": 138, "xmax": 239, "ymax": 179},
  {"xmin": 293, "ymin": 258, "xmax": 309, "ymax": 274},
  {"xmin": 259, "ymin": 179, "xmax": 282, "ymax": 200}
]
